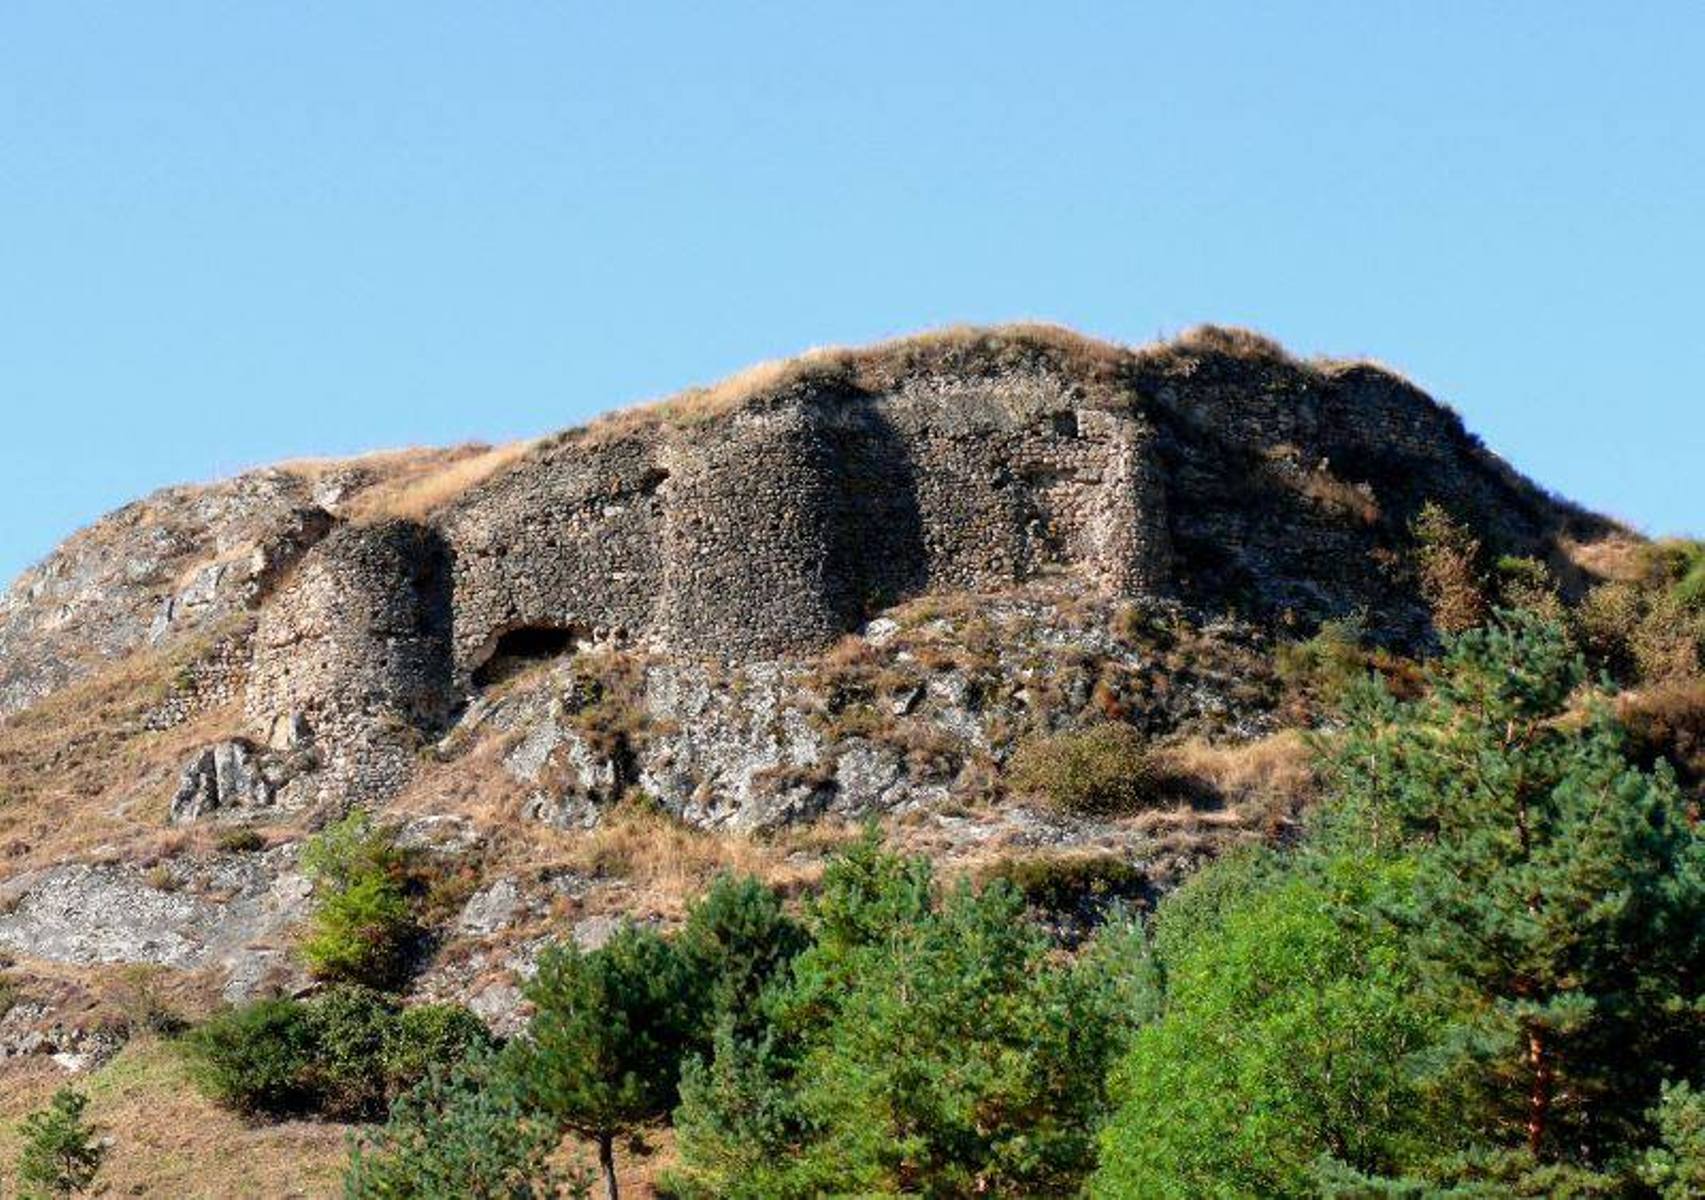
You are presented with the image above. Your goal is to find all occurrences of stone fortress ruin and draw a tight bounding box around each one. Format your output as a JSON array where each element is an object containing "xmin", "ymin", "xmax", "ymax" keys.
[{"xmin": 229, "ymin": 326, "xmax": 1597, "ymax": 801}]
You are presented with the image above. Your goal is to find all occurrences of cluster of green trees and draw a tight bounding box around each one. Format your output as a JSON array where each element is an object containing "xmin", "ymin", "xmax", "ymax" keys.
[
  {"xmin": 338, "ymin": 613, "xmax": 1702, "ymax": 1198},
  {"xmin": 1098, "ymin": 613, "xmax": 1704, "ymax": 1197},
  {"xmin": 346, "ymin": 852, "xmax": 1141, "ymax": 1198}
]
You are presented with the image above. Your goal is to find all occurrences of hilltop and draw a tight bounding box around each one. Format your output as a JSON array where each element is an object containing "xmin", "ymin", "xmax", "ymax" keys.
[{"xmin": 1, "ymin": 324, "xmax": 1693, "ymax": 1195}]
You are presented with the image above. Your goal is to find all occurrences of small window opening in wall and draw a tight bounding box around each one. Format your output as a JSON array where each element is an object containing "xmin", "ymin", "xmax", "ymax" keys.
[{"xmin": 471, "ymin": 624, "xmax": 582, "ymax": 687}]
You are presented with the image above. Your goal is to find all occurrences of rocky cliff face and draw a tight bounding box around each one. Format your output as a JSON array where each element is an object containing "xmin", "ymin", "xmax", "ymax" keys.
[{"xmin": 0, "ymin": 324, "xmax": 1623, "ymax": 1053}]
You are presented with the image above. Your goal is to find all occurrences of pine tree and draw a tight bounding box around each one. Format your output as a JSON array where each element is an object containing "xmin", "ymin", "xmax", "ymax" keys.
[
  {"xmin": 345, "ymin": 1048, "xmax": 585, "ymax": 1199},
  {"xmin": 15, "ymin": 1088, "xmax": 104, "ymax": 1199},
  {"xmin": 1326, "ymin": 612, "xmax": 1705, "ymax": 1172},
  {"xmin": 676, "ymin": 873, "xmax": 807, "ymax": 1044},
  {"xmin": 509, "ymin": 923, "xmax": 695, "ymax": 1200}
]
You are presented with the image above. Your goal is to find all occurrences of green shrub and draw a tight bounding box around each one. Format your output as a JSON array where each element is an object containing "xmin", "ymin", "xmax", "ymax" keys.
[
  {"xmin": 382, "ymin": 1003, "xmax": 495, "ymax": 1098},
  {"xmin": 983, "ymin": 853, "xmax": 1145, "ymax": 914},
  {"xmin": 300, "ymin": 873, "xmax": 417, "ymax": 989},
  {"xmin": 1641, "ymin": 1081, "xmax": 1705, "ymax": 1200},
  {"xmin": 1493, "ymin": 554, "xmax": 1566, "ymax": 622},
  {"xmin": 1275, "ymin": 615, "xmax": 1370, "ymax": 710},
  {"xmin": 675, "ymin": 864, "xmax": 1122, "ymax": 1198},
  {"xmin": 187, "ymin": 990, "xmax": 489, "ymax": 1121},
  {"xmin": 304, "ymin": 985, "xmax": 397, "ymax": 1120},
  {"xmin": 299, "ymin": 813, "xmax": 419, "ymax": 990},
  {"xmin": 346, "ymin": 1048, "xmax": 586, "ymax": 1199},
  {"xmin": 185, "ymin": 998, "xmax": 318, "ymax": 1117},
  {"xmin": 1009, "ymin": 723, "xmax": 1153, "ymax": 816},
  {"xmin": 1094, "ymin": 863, "xmax": 1437, "ymax": 1199},
  {"xmin": 216, "ymin": 827, "xmax": 266, "ymax": 854},
  {"xmin": 301, "ymin": 811, "xmax": 402, "ymax": 889},
  {"xmin": 678, "ymin": 873, "xmax": 807, "ymax": 1043}
]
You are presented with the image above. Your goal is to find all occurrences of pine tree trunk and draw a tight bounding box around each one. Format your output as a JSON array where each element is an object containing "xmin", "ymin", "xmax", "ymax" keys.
[
  {"xmin": 599, "ymin": 1131, "xmax": 619, "ymax": 1200},
  {"xmin": 1526, "ymin": 1026, "xmax": 1551, "ymax": 1157}
]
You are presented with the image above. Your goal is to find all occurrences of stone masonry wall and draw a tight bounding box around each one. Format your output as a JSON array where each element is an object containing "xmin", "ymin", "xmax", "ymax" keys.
[
  {"xmin": 244, "ymin": 520, "xmax": 454, "ymax": 804},
  {"xmin": 438, "ymin": 365, "xmax": 1174, "ymax": 671},
  {"xmin": 232, "ymin": 338, "xmax": 1591, "ymax": 798}
]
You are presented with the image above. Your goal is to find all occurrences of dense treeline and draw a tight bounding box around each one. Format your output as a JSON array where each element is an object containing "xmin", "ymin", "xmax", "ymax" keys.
[
  {"xmin": 92, "ymin": 607, "xmax": 1700, "ymax": 1198},
  {"xmin": 1097, "ymin": 614, "xmax": 1704, "ymax": 1197}
]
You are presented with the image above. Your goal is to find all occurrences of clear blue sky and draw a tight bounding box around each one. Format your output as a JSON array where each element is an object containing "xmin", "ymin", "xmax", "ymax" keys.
[{"xmin": 3, "ymin": 4, "xmax": 1701, "ymax": 585}]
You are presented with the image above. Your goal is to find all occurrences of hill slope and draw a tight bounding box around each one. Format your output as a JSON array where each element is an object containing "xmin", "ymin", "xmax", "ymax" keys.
[{"xmin": 0, "ymin": 324, "xmax": 1657, "ymax": 1194}]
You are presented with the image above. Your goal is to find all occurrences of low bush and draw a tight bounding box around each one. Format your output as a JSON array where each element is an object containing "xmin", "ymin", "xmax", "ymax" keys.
[
  {"xmin": 1493, "ymin": 554, "xmax": 1567, "ymax": 622},
  {"xmin": 1009, "ymin": 723, "xmax": 1153, "ymax": 816},
  {"xmin": 382, "ymin": 1002, "xmax": 495, "ymax": 1096},
  {"xmin": 299, "ymin": 813, "xmax": 420, "ymax": 990},
  {"xmin": 1620, "ymin": 678, "xmax": 1705, "ymax": 792},
  {"xmin": 216, "ymin": 827, "xmax": 267, "ymax": 854},
  {"xmin": 301, "ymin": 874, "xmax": 417, "ymax": 990},
  {"xmin": 1411, "ymin": 501, "xmax": 1489, "ymax": 635},
  {"xmin": 346, "ymin": 1047, "xmax": 585, "ymax": 1199},
  {"xmin": 186, "ymin": 988, "xmax": 490, "ymax": 1120},
  {"xmin": 983, "ymin": 853, "xmax": 1146, "ymax": 914},
  {"xmin": 185, "ymin": 998, "xmax": 318, "ymax": 1116},
  {"xmin": 1275, "ymin": 615, "xmax": 1369, "ymax": 710},
  {"xmin": 306, "ymin": 985, "xmax": 397, "ymax": 1120}
]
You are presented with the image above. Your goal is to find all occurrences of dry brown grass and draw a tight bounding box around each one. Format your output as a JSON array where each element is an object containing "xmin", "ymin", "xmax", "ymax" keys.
[
  {"xmin": 1151, "ymin": 731, "xmax": 1316, "ymax": 834},
  {"xmin": 574, "ymin": 321, "xmax": 1347, "ymax": 446},
  {"xmin": 1564, "ymin": 532, "xmax": 1654, "ymax": 584},
  {"xmin": 0, "ymin": 624, "xmax": 263, "ymax": 871},
  {"xmin": 0, "ymin": 1037, "xmax": 348, "ymax": 1199},
  {"xmin": 344, "ymin": 440, "xmax": 536, "ymax": 522}
]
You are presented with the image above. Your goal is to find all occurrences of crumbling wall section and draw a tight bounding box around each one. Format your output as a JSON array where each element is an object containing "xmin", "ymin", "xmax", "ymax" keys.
[
  {"xmin": 244, "ymin": 519, "xmax": 454, "ymax": 804},
  {"xmin": 656, "ymin": 401, "xmax": 853, "ymax": 658},
  {"xmin": 440, "ymin": 438, "xmax": 665, "ymax": 680}
]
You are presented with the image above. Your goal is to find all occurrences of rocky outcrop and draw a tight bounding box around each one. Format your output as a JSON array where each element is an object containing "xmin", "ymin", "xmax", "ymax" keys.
[
  {"xmin": 114, "ymin": 327, "xmax": 1600, "ymax": 823},
  {"xmin": 168, "ymin": 739, "xmax": 294, "ymax": 823},
  {"xmin": 0, "ymin": 852, "xmax": 311, "ymax": 978},
  {"xmin": 0, "ymin": 471, "xmax": 337, "ymax": 719}
]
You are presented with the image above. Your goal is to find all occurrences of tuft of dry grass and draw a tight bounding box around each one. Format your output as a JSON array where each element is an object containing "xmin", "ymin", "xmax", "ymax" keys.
[
  {"xmin": 345, "ymin": 440, "xmax": 536, "ymax": 522},
  {"xmin": 1150, "ymin": 731, "xmax": 1316, "ymax": 835},
  {"xmin": 1561, "ymin": 532, "xmax": 1652, "ymax": 584},
  {"xmin": 544, "ymin": 803, "xmax": 836, "ymax": 917}
]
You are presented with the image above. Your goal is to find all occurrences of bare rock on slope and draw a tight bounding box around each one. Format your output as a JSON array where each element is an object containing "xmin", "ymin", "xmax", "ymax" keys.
[
  {"xmin": 168, "ymin": 739, "xmax": 299, "ymax": 823},
  {"xmin": 0, "ymin": 469, "xmax": 334, "ymax": 718},
  {"xmin": 0, "ymin": 852, "xmax": 311, "ymax": 979}
]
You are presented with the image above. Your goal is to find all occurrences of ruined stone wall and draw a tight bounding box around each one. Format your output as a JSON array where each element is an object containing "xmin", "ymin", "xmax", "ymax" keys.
[
  {"xmin": 244, "ymin": 520, "xmax": 454, "ymax": 803},
  {"xmin": 435, "ymin": 365, "xmax": 1175, "ymax": 669},
  {"xmin": 1148, "ymin": 356, "xmax": 1561, "ymax": 548},
  {"xmin": 438, "ymin": 437, "xmax": 665, "ymax": 680},
  {"xmin": 656, "ymin": 401, "xmax": 854, "ymax": 657},
  {"xmin": 230, "ymin": 343, "xmax": 1591, "ymax": 794},
  {"xmin": 141, "ymin": 624, "xmax": 254, "ymax": 732}
]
